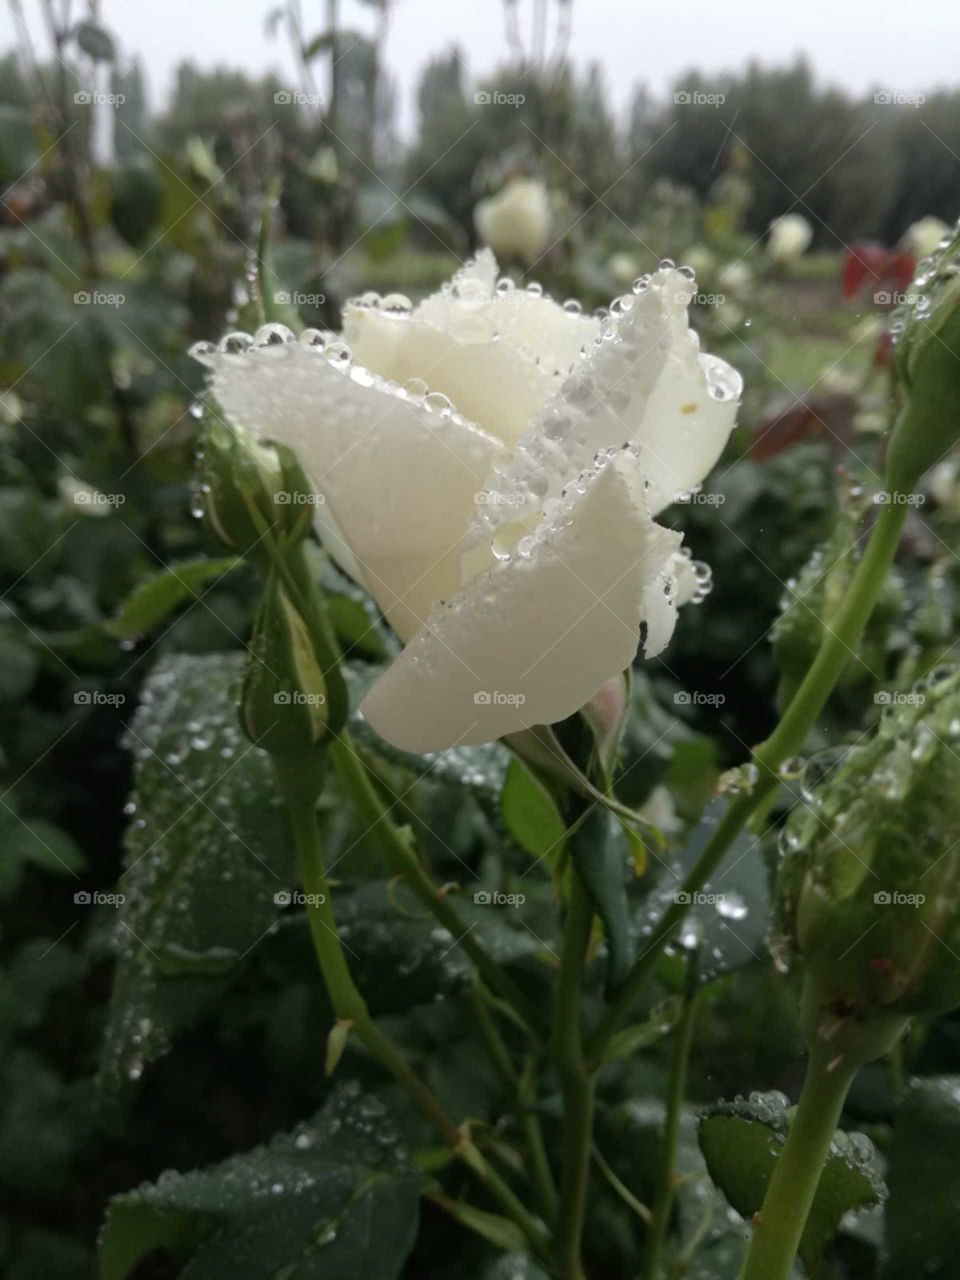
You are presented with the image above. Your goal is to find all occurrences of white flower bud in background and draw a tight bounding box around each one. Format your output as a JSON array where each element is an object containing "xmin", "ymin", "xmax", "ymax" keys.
[
  {"xmin": 474, "ymin": 177, "xmax": 553, "ymax": 265},
  {"xmin": 900, "ymin": 215, "xmax": 950, "ymax": 261},
  {"xmin": 682, "ymin": 244, "xmax": 716, "ymax": 281},
  {"xmin": 927, "ymin": 458, "xmax": 960, "ymax": 517},
  {"xmin": 717, "ymin": 260, "xmax": 752, "ymax": 294},
  {"xmin": 767, "ymin": 213, "xmax": 813, "ymax": 264},
  {"xmin": 607, "ymin": 251, "xmax": 641, "ymax": 286}
]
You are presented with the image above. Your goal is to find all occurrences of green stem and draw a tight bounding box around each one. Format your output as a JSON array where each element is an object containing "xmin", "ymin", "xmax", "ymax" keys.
[
  {"xmin": 587, "ymin": 501, "xmax": 908, "ymax": 1066},
  {"xmin": 888, "ymin": 1039, "xmax": 906, "ymax": 1097},
  {"xmin": 471, "ymin": 984, "xmax": 560, "ymax": 1223},
  {"xmin": 553, "ymin": 872, "xmax": 596, "ymax": 1280},
  {"xmin": 329, "ymin": 734, "xmax": 548, "ymax": 1038},
  {"xmin": 254, "ymin": 541, "xmax": 540, "ymax": 1037},
  {"xmin": 519, "ymin": 1055, "xmax": 561, "ymax": 1226},
  {"xmin": 737, "ymin": 1053, "xmax": 857, "ymax": 1280},
  {"xmin": 642, "ymin": 991, "xmax": 700, "ymax": 1280},
  {"xmin": 273, "ymin": 758, "xmax": 550, "ymax": 1261}
]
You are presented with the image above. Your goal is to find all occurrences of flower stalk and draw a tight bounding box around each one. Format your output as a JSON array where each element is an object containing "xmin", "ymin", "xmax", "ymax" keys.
[
  {"xmin": 552, "ymin": 871, "xmax": 596, "ymax": 1280},
  {"xmin": 736, "ymin": 1047, "xmax": 857, "ymax": 1280},
  {"xmin": 642, "ymin": 987, "xmax": 701, "ymax": 1280},
  {"xmin": 328, "ymin": 734, "xmax": 549, "ymax": 1038},
  {"xmin": 274, "ymin": 755, "xmax": 552, "ymax": 1262}
]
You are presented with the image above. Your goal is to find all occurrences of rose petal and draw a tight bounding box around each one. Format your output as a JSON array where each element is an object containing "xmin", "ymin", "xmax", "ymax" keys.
[
  {"xmin": 198, "ymin": 333, "xmax": 505, "ymax": 641},
  {"xmin": 470, "ymin": 267, "xmax": 741, "ymax": 547},
  {"xmin": 343, "ymin": 250, "xmax": 598, "ymax": 447},
  {"xmin": 361, "ymin": 452, "xmax": 681, "ymax": 752}
]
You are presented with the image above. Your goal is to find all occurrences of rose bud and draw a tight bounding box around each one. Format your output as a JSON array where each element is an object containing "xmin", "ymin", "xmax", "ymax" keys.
[
  {"xmin": 886, "ymin": 219, "xmax": 960, "ymax": 496},
  {"xmin": 775, "ymin": 666, "xmax": 960, "ymax": 1068},
  {"xmin": 240, "ymin": 569, "xmax": 346, "ymax": 760}
]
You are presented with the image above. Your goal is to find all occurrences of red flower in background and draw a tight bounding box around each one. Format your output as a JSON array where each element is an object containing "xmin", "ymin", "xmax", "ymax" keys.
[
  {"xmin": 841, "ymin": 243, "xmax": 915, "ymax": 301},
  {"xmin": 841, "ymin": 243, "xmax": 916, "ymax": 367}
]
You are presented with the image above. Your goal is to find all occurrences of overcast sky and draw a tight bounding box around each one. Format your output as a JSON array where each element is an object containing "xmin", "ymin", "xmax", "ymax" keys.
[{"xmin": 2, "ymin": 0, "xmax": 954, "ymax": 133}]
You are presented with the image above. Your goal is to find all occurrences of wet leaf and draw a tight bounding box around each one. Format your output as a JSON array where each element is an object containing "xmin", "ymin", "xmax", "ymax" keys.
[
  {"xmin": 573, "ymin": 806, "xmax": 634, "ymax": 990},
  {"xmin": 698, "ymin": 1091, "xmax": 884, "ymax": 1272},
  {"xmin": 98, "ymin": 1082, "xmax": 419, "ymax": 1280},
  {"xmin": 883, "ymin": 1076, "xmax": 960, "ymax": 1279},
  {"xmin": 105, "ymin": 557, "xmax": 241, "ymax": 639},
  {"xmin": 501, "ymin": 757, "xmax": 567, "ymax": 863},
  {"xmin": 329, "ymin": 880, "xmax": 547, "ymax": 1014},
  {"xmin": 635, "ymin": 799, "xmax": 770, "ymax": 989},
  {"xmin": 96, "ymin": 653, "xmax": 291, "ymax": 1105}
]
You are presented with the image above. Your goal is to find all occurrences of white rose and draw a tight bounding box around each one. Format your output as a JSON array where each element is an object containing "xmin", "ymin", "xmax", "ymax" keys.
[
  {"xmin": 767, "ymin": 213, "xmax": 812, "ymax": 263},
  {"xmin": 900, "ymin": 216, "xmax": 950, "ymax": 262},
  {"xmin": 474, "ymin": 178, "xmax": 552, "ymax": 265},
  {"xmin": 192, "ymin": 250, "xmax": 741, "ymax": 753}
]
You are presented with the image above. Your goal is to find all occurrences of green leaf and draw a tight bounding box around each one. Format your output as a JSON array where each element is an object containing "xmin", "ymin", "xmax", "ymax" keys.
[
  {"xmin": 321, "ymin": 562, "xmax": 394, "ymax": 661},
  {"xmin": 0, "ymin": 631, "xmax": 40, "ymax": 704},
  {"xmin": 104, "ymin": 557, "xmax": 241, "ymax": 639},
  {"xmin": 329, "ymin": 880, "xmax": 546, "ymax": 1014},
  {"xmin": 74, "ymin": 19, "xmax": 116, "ymax": 61},
  {"xmin": 0, "ymin": 815, "xmax": 86, "ymax": 879},
  {"xmin": 110, "ymin": 161, "xmax": 164, "ymax": 246},
  {"xmin": 573, "ymin": 806, "xmax": 634, "ymax": 990},
  {"xmin": 96, "ymin": 653, "xmax": 292, "ymax": 1103},
  {"xmin": 427, "ymin": 1191, "xmax": 527, "ymax": 1252},
  {"xmin": 639, "ymin": 798, "xmax": 771, "ymax": 989},
  {"xmin": 883, "ymin": 1076, "xmax": 960, "ymax": 1279},
  {"xmin": 98, "ymin": 1083, "xmax": 419, "ymax": 1280},
  {"xmin": 0, "ymin": 488, "xmax": 58, "ymax": 577},
  {"xmin": 698, "ymin": 1091, "xmax": 884, "ymax": 1272},
  {"xmin": 501, "ymin": 758, "xmax": 567, "ymax": 863},
  {"xmin": 598, "ymin": 996, "xmax": 682, "ymax": 1065},
  {"xmin": 0, "ymin": 938, "xmax": 86, "ymax": 1036},
  {"xmin": 0, "ymin": 105, "xmax": 38, "ymax": 188}
]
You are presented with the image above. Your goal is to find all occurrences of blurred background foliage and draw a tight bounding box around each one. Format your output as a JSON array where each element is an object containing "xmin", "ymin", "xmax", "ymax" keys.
[{"xmin": 2, "ymin": 1, "xmax": 960, "ymax": 1278}]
